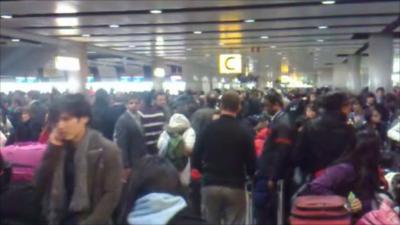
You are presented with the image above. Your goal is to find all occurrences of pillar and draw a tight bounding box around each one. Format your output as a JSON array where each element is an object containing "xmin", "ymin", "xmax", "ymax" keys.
[
  {"xmin": 316, "ymin": 68, "xmax": 333, "ymax": 87},
  {"xmin": 368, "ymin": 33, "xmax": 393, "ymax": 91},
  {"xmin": 346, "ymin": 55, "xmax": 361, "ymax": 93},
  {"xmin": 78, "ymin": 43, "xmax": 89, "ymax": 93},
  {"xmin": 333, "ymin": 63, "xmax": 348, "ymax": 89},
  {"xmin": 64, "ymin": 43, "xmax": 88, "ymax": 93}
]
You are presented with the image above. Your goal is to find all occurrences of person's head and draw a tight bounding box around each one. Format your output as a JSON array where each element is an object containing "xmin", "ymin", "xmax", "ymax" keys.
[
  {"xmin": 322, "ymin": 92, "xmax": 351, "ymax": 116},
  {"xmin": 206, "ymin": 91, "xmax": 218, "ymax": 109},
  {"xmin": 376, "ymin": 87, "xmax": 385, "ymax": 97},
  {"xmin": 352, "ymin": 99, "xmax": 363, "ymax": 113},
  {"xmin": 264, "ymin": 90, "xmax": 284, "ymax": 116},
  {"xmin": 220, "ymin": 91, "xmax": 241, "ymax": 115},
  {"xmin": 20, "ymin": 107, "xmax": 31, "ymax": 122},
  {"xmin": 305, "ymin": 103, "xmax": 318, "ymax": 119},
  {"xmin": 309, "ymin": 92, "xmax": 317, "ymax": 102},
  {"xmin": 126, "ymin": 94, "xmax": 141, "ymax": 113},
  {"xmin": 53, "ymin": 94, "xmax": 92, "ymax": 142},
  {"xmin": 118, "ymin": 156, "xmax": 183, "ymax": 225},
  {"xmin": 365, "ymin": 93, "xmax": 376, "ymax": 106},
  {"xmin": 154, "ymin": 92, "xmax": 167, "ymax": 108},
  {"xmin": 27, "ymin": 90, "xmax": 40, "ymax": 102},
  {"xmin": 365, "ymin": 108, "xmax": 381, "ymax": 125},
  {"xmin": 337, "ymin": 130, "xmax": 381, "ymax": 195},
  {"xmin": 94, "ymin": 89, "xmax": 109, "ymax": 107}
]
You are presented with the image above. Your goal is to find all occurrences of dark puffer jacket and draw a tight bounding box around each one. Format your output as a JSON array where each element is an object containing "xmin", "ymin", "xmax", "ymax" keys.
[{"xmin": 293, "ymin": 112, "xmax": 356, "ymax": 175}]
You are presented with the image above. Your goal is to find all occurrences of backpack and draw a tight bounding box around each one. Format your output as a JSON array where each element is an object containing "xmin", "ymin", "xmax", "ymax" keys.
[{"xmin": 165, "ymin": 132, "xmax": 188, "ymax": 172}]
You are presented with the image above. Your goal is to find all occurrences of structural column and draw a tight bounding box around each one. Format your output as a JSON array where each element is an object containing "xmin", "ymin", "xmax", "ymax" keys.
[
  {"xmin": 78, "ymin": 43, "xmax": 89, "ymax": 93},
  {"xmin": 333, "ymin": 63, "xmax": 348, "ymax": 89},
  {"xmin": 346, "ymin": 55, "xmax": 361, "ymax": 93},
  {"xmin": 64, "ymin": 43, "xmax": 88, "ymax": 93},
  {"xmin": 368, "ymin": 33, "xmax": 393, "ymax": 91}
]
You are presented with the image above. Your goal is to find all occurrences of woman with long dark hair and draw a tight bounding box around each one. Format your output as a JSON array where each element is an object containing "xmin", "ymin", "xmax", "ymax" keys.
[
  {"xmin": 308, "ymin": 130, "xmax": 385, "ymax": 215},
  {"xmin": 117, "ymin": 155, "xmax": 206, "ymax": 225}
]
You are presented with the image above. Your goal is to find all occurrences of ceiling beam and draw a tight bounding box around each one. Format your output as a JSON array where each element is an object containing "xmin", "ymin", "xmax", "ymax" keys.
[
  {"xmin": 20, "ymin": 13, "xmax": 399, "ymax": 29},
  {"xmin": 0, "ymin": 27, "xmax": 182, "ymax": 66},
  {"xmin": 6, "ymin": 0, "xmax": 398, "ymax": 18},
  {"xmin": 352, "ymin": 16, "xmax": 400, "ymax": 55}
]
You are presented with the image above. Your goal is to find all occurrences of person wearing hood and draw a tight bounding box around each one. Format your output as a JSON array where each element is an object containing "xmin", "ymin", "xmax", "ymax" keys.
[
  {"xmin": 117, "ymin": 155, "xmax": 206, "ymax": 225},
  {"xmin": 157, "ymin": 113, "xmax": 196, "ymax": 186}
]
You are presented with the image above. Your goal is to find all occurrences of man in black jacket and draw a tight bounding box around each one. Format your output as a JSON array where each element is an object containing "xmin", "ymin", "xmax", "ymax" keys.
[
  {"xmin": 257, "ymin": 90, "xmax": 297, "ymax": 225},
  {"xmin": 114, "ymin": 94, "xmax": 147, "ymax": 182},
  {"xmin": 293, "ymin": 92, "xmax": 356, "ymax": 175},
  {"xmin": 193, "ymin": 91, "xmax": 256, "ymax": 225}
]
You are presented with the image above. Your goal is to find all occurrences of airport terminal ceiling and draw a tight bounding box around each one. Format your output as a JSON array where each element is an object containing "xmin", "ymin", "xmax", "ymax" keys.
[{"xmin": 0, "ymin": 0, "xmax": 399, "ymax": 90}]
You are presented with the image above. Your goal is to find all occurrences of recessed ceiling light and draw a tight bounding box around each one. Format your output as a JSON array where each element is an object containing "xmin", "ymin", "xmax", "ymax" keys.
[
  {"xmin": 129, "ymin": 45, "xmax": 135, "ymax": 48},
  {"xmin": 1, "ymin": 15, "xmax": 13, "ymax": 19},
  {"xmin": 270, "ymin": 45, "xmax": 276, "ymax": 49},
  {"xmin": 150, "ymin": 9, "xmax": 162, "ymax": 14},
  {"xmin": 282, "ymin": 57, "xmax": 287, "ymax": 60},
  {"xmin": 109, "ymin": 24, "xmax": 120, "ymax": 28},
  {"xmin": 82, "ymin": 34, "xmax": 91, "ymax": 37},
  {"xmin": 11, "ymin": 39, "xmax": 20, "ymax": 42},
  {"xmin": 317, "ymin": 39, "xmax": 324, "ymax": 42},
  {"xmin": 318, "ymin": 25, "xmax": 328, "ymax": 29},
  {"xmin": 244, "ymin": 19, "xmax": 255, "ymax": 23},
  {"xmin": 193, "ymin": 31, "xmax": 202, "ymax": 34},
  {"xmin": 322, "ymin": 1, "xmax": 335, "ymax": 5},
  {"xmin": 56, "ymin": 17, "xmax": 79, "ymax": 26},
  {"xmin": 277, "ymin": 52, "xmax": 282, "ymax": 55},
  {"xmin": 260, "ymin": 36, "xmax": 269, "ymax": 39},
  {"xmin": 56, "ymin": 3, "xmax": 77, "ymax": 13}
]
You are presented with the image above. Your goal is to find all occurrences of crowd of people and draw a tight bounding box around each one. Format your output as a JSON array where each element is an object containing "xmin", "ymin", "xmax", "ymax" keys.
[{"xmin": 0, "ymin": 85, "xmax": 399, "ymax": 225}]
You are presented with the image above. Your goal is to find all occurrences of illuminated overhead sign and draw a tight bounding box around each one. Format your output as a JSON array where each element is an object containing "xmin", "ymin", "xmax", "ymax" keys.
[{"xmin": 219, "ymin": 54, "xmax": 242, "ymax": 74}]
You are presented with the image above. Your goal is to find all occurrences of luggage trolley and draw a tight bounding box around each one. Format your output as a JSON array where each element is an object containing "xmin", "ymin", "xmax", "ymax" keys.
[{"xmin": 245, "ymin": 180, "xmax": 254, "ymax": 225}]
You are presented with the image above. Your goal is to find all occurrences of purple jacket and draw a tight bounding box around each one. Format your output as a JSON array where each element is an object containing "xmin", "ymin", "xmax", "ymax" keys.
[{"xmin": 309, "ymin": 163, "xmax": 373, "ymax": 214}]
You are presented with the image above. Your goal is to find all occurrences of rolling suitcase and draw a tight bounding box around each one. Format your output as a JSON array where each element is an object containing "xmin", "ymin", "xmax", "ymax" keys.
[
  {"xmin": 0, "ymin": 142, "xmax": 47, "ymax": 183},
  {"xmin": 290, "ymin": 195, "xmax": 351, "ymax": 225}
]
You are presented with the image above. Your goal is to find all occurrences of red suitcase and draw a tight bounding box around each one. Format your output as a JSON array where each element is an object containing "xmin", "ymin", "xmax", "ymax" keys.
[
  {"xmin": 290, "ymin": 195, "xmax": 351, "ymax": 225},
  {"xmin": 0, "ymin": 142, "xmax": 47, "ymax": 183}
]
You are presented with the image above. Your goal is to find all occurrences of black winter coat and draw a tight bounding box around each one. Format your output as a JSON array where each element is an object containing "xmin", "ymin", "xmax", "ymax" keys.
[
  {"xmin": 259, "ymin": 111, "xmax": 297, "ymax": 180},
  {"xmin": 293, "ymin": 112, "xmax": 356, "ymax": 175}
]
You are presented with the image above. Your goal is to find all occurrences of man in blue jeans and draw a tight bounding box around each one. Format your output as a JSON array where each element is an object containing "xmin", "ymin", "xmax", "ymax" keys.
[{"xmin": 193, "ymin": 91, "xmax": 256, "ymax": 225}]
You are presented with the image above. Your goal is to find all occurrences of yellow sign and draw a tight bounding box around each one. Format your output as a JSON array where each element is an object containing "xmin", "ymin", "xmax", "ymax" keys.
[
  {"xmin": 219, "ymin": 54, "xmax": 242, "ymax": 74},
  {"xmin": 281, "ymin": 62, "xmax": 289, "ymax": 74}
]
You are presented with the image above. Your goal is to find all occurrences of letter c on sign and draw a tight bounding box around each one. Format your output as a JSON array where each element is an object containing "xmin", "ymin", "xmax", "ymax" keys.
[{"xmin": 225, "ymin": 57, "xmax": 236, "ymax": 71}]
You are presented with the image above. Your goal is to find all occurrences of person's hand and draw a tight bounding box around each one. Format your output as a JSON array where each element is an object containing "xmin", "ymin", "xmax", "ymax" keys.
[
  {"xmin": 349, "ymin": 198, "xmax": 362, "ymax": 213},
  {"xmin": 49, "ymin": 128, "xmax": 63, "ymax": 147},
  {"xmin": 267, "ymin": 180, "xmax": 275, "ymax": 191}
]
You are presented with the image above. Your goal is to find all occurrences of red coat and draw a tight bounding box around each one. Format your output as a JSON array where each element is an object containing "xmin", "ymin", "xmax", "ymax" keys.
[{"xmin": 254, "ymin": 128, "xmax": 270, "ymax": 157}]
